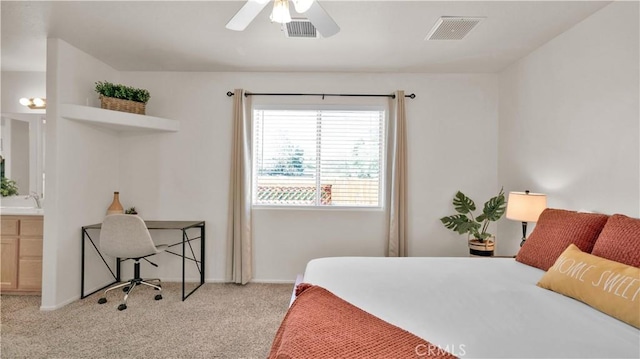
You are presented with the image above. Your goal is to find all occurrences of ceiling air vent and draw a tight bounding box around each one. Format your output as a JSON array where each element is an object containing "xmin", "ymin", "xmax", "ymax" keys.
[
  {"xmin": 285, "ymin": 19, "xmax": 319, "ymax": 38},
  {"xmin": 426, "ymin": 16, "xmax": 485, "ymax": 40}
]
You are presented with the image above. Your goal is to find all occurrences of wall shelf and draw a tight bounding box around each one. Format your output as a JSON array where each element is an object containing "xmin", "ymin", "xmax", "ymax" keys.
[{"xmin": 59, "ymin": 104, "xmax": 179, "ymax": 133}]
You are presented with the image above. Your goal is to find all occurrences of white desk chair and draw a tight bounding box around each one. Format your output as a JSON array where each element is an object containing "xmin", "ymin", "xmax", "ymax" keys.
[{"xmin": 97, "ymin": 214, "xmax": 167, "ymax": 311}]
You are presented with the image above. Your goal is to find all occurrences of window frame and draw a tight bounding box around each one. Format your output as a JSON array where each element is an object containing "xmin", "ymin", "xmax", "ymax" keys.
[{"xmin": 251, "ymin": 104, "xmax": 387, "ymax": 210}]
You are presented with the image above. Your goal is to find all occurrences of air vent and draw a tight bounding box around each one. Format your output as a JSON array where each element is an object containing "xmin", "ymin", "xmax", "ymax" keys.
[
  {"xmin": 426, "ymin": 16, "xmax": 485, "ymax": 40},
  {"xmin": 285, "ymin": 19, "xmax": 319, "ymax": 38}
]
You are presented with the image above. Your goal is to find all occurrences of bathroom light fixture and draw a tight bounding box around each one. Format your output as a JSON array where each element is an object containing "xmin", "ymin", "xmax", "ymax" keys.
[
  {"xmin": 19, "ymin": 97, "xmax": 46, "ymax": 109},
  {"xmin": 270, "ymin": 0, "xmax": 292, "ymax": 24}
]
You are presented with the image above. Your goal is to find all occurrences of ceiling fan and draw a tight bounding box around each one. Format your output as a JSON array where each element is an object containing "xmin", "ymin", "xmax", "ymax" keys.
[{"xmin": 226, "ymin": 0, "xmax": 340, "ymax": 38}]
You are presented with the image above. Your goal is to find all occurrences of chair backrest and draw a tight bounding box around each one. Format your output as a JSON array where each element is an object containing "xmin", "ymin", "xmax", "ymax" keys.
[{"xmin": 100, "ymin": 215, "xmax": 158, "ymax": 259}]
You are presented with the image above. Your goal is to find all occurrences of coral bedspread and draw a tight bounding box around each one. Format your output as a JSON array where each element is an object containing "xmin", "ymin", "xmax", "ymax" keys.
[{"xmin": 268, "ymin": 284, "xmax": 455, "ymax": 359}]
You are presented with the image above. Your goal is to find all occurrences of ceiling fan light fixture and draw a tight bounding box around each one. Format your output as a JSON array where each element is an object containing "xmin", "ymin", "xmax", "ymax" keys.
[
  {"xmin": 293, "ymin": 0, "xmax": 314, "ymax": 13},
  {"xmin": 270, "ymin": 0, "xmax": 292, "ymax": 24}
]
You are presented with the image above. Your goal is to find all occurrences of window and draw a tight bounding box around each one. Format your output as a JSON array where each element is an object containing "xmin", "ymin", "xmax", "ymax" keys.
[{"xmin": 253, "ymin": 108, "xmax": 385, "ymax": 207}]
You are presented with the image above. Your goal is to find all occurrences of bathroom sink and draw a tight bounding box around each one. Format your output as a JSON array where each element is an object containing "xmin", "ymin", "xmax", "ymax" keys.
[{"xmin": 0, "ymin": 207, "xmax": 44, "ymax": 215}]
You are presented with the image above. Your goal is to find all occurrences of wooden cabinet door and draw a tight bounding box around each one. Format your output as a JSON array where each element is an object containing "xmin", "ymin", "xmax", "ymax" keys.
[
  {"xmin": 1, "ymin": 238, "xmax": 19, "ymax": 290},
  {"xmin": 18, "ymin": 237, "xmax": 43, "ymax": 290},
  {"xmin": 18, "ymin": 259, "xmax": 42, "ymax": 289}
]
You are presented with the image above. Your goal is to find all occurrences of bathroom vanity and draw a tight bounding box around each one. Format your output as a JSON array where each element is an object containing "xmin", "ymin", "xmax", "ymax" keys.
[{"xmin": 1, "ymin": 213, "xmax": 43, "ymax": 294}]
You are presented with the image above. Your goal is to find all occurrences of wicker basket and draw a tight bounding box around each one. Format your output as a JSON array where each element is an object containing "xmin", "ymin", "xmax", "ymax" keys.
[
  {"xmin": 468, "ymin": 237, "xmax": 495, "ymax": 257},
  {"xmin": 100, "ymin": 95, "xmax": 146, "ymax": 115}
]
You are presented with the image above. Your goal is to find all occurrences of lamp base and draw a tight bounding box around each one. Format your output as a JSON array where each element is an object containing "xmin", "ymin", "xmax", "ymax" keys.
[{"xmin": 520, "ymin": 221, "xmax": 528, "ymax": 247}]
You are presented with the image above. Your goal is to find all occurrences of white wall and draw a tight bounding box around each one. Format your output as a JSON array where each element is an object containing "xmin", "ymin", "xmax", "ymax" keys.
[
  {"xmin": 42, "ymin": 39, "xmax": 121, "ymax": 309},
  {"xmin": 497, "ymin": 1, "xmax": 640, "ymax": 255},
  {"xmin": 120, "ymin": 72, "xmax": 498, "ymax": 282}
]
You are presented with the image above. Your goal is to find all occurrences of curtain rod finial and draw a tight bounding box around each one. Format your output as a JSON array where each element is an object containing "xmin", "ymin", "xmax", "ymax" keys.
[
  {"xmin": 407, "ymin": 93, "xmax": 416, "ymax": 99},
  {"xmin": 227, "ymin": 91, "xmax": 234, "ymax": 97}
]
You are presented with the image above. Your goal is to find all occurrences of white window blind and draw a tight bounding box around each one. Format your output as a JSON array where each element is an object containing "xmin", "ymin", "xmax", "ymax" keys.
[{"xmin": 253, "ymin": 109, "xmax": 385, "ymax": 207}]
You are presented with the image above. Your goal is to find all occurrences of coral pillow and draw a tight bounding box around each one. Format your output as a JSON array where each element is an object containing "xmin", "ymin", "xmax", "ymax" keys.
[
  {"xmin": 516, "ymin": 208, "xmax": 609, "ymax": 271},
  {"xmin": 592, "ymin": 214, "xmax": 640, "ymax": 267},
  {"xmin": 537, "ymin": 244, "xmax": 640, "ymax": 328}
]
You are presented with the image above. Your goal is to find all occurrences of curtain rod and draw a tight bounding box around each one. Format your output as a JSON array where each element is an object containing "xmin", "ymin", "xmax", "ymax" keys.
[{"xmin": 226, "ymin": 91, "xmax": 416, "ymax": 99}]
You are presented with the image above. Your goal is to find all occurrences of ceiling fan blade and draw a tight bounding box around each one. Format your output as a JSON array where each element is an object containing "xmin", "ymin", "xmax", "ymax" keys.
[
  {"xmin": 305, "ymin": 1, "xmax": 340, "ymax": 38},
  {"xmin": 226, "ymin": 0, "xmax": 271, "ymax": 31}
]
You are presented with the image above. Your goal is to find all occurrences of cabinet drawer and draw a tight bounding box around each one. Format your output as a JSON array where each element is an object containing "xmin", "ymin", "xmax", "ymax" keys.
[
  {"xmin": 1, "ymin": 219, "xmax": 19, "ymax": 236},
  {"xmin": 18, "ymin": 259, "xmax": 42, "ymax": 289},
  {"xmin": 20, "ymin": 219, "xmax": 43, "ymax": 237},
  {"xmin": 19, "ymin": 238, "xmax": 43, "ymax": 258}
]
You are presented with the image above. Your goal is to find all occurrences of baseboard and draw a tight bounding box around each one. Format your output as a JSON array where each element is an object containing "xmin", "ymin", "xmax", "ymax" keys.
[
  {"xmin": 250, "ymin": 278, "xmax": 297, "ymax": 284},
  {"xmin": 40, "ymin": 295, "xmax": 79, "ymax": 311},
  {"xmin": 159, "ymin": 277, "xmax": 212, "ymax": 283}
]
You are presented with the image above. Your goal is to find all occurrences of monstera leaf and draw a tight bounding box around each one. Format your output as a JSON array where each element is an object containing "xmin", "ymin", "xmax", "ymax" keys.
[
  {"xmin": 476, "ymin": 188, "xmax": 506, "ymax": 223},
  {"xmin": 452, "ymin": 191, "xmax": 476, "ymax": 214},
  {"xmin": 440, "ymin": 214, "xmax": 481, "ymax": 236}
]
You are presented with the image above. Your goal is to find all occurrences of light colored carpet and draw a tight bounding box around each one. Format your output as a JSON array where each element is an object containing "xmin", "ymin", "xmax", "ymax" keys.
[{"xmin": 1, "ymin": 282, "xmax": 292, "ymax": 359}]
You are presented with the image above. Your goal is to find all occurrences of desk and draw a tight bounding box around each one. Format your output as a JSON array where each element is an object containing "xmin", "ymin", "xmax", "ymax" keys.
[{"xmin": 81, "ymin": 220, "xmax": 205, "ymax": 301}]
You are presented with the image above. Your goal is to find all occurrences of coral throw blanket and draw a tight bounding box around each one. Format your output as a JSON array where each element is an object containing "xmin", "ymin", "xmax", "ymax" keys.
[{"xmin": 268, "ymin": 284, "xmax": 456, "ymax": 359}]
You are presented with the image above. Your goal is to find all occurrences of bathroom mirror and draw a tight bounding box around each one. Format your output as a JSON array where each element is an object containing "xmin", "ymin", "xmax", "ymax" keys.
[{"xmin": 1, "ymin": 113, "xmax": 45, "ymax": 198}]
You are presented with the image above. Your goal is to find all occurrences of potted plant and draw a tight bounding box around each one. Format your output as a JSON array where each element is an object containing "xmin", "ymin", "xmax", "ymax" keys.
[
  {"xmin": 440, "ymin": 188, "xmax": 506, "ymax": 256},
  {"xmin": 1, "ymin": 177, "xmax": 19, "ymax": 197},
  {"xmin": 94, "ymin": 81, "xmax": 151, "ymax": 115}
]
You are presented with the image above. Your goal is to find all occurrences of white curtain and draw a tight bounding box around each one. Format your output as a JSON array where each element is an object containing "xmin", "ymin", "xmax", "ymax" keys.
[
  {"xmin": 387, "ymin": 90, "xmax": 408, "ymax": 257},
  {"xmin": 227, "ymin": 89, "xmax": 253, "ymax": 284}
]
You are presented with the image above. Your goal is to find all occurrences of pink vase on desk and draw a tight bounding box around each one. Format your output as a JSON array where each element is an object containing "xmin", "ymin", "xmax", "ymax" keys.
[{"xmin": 107, "ymin": 192, "xmax": 124, "ymax": 215}]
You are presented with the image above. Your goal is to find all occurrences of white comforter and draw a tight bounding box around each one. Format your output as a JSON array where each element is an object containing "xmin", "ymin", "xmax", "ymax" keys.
[{"xmin": 303, "ymin": 257, "xmax": 640, "ymax": 359}]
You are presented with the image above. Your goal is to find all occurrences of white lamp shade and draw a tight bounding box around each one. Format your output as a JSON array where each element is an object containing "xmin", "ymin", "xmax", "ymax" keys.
[{"xmin": 506, "ymin": 191, "xmax": 547, "ymax": 222}]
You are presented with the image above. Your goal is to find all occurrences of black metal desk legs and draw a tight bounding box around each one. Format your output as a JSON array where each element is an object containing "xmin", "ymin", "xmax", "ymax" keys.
[
  {"xmin": 81, "ymin": 227, "xmax": 120, "ymax": 299},
  {"xmin": 180, "ymin": 223, "xmax": 205, "ymax": 301}
]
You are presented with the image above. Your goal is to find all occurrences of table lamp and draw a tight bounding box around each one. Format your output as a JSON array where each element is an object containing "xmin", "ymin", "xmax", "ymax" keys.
[{"xmin": 506, "ymin": 190, "xmax": 547, "ymax": 247}]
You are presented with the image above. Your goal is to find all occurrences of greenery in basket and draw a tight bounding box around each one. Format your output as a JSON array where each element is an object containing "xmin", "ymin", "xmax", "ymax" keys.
[
  {"xmin": 440, "ymin": 188, "xmax": 506, "ymax": 242},
  {"xmin": 95, "ymin": 81, "xmax": 151, "ymax": 104},
  {"xmin": 125, "ymin": 207, "xmax": 138, "ymax": 215},
  {"xmin": 1, "ymin": 177, "xmax": 19, "ymax": 197}
]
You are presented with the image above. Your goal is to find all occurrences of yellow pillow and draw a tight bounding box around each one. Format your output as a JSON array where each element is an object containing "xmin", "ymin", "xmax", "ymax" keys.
[{"xmin": 537, "ymin": 244, "xmax": 640, "ymax": 328}]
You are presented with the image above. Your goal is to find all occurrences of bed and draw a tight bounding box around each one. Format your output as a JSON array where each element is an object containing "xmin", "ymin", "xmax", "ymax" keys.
[{"xmin": 269, "ymin": 210, "xmax": 640, "ymax": 358}]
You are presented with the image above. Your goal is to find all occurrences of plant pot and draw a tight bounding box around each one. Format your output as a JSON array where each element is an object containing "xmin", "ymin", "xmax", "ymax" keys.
[
  {"xmin": 100, "ymin": 95, "xmax": 146, "ymax": 115},
  {"xmin": 469, "ymin": 237, "xmax": 495, "ymax": 257}
]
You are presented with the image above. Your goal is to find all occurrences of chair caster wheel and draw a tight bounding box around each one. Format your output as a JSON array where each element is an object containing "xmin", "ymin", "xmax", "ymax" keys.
[
  {"xmin": 117, "ymin": 304, "xmax": 127, "ymax": 311},
  {"xmin": 122, "ymin": 286, "xmax": 130, "ymax": 292},
  {"xmin": 98, "ymin": 297, "xmax": 107, "ymax": 304},
  {"xmin": 154, "ymin": 294, "xmax": 162, "ymax": 301}
]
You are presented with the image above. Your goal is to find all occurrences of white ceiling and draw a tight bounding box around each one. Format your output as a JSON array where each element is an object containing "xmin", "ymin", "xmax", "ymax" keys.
[{"xmin": 1, "ymin": 1, "xmax": 610, "ymax": 73}]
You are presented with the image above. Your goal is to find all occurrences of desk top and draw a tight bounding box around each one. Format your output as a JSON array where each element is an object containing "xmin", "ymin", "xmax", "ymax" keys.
[{"xmin": 83, "ymin": 220, "xmax": 204, "ymax": 230}]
